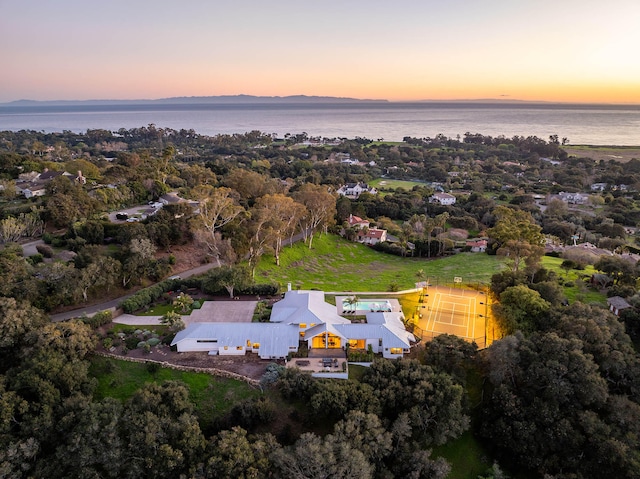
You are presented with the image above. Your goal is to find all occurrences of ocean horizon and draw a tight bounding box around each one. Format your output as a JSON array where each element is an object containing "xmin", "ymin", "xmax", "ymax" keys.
[{"xmin": 1, "ymin": 101, "xmax": 639, "ymax": 146}]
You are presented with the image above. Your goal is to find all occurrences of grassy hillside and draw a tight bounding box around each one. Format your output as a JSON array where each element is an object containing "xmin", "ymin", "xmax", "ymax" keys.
[{"xmin": 255, "ymin": 233, "xmax": 506, "ymax": 292}]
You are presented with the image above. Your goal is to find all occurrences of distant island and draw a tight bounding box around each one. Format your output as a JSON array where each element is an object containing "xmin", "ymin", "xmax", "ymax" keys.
[
  {"xmin": 3, "ymin": 95, "xmax": 638, "ymax": 109},
  {"xmin": 0, "ymin": 95, "xmax": 389, "ymax": 108}
]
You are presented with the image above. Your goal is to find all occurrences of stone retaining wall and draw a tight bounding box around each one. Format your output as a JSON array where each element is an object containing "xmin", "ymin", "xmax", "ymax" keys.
[{"xmin": 93, "ymin": 351, "xmax": 261, "ymax": 387}]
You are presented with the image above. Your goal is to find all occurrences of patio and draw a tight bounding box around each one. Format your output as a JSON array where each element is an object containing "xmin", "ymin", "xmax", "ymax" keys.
[{"xmin": 287, "ymin": 356, "xmax": 347, "ymax": 374}]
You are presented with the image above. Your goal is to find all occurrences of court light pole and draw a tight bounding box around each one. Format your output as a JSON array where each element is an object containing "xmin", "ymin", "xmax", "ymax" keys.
[{"xmin": 479, "ymin": 284, "xmax": 489, "ymax": 348}]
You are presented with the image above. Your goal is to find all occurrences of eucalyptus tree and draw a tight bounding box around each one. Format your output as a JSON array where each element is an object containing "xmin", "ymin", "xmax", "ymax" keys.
[
  {"xmin": 192, "ymin": 185, "xmax": 246, "ymax": 266},
  {"xmin": 292, "ymin": 183, "xmax": 336, "ymax": 249}
]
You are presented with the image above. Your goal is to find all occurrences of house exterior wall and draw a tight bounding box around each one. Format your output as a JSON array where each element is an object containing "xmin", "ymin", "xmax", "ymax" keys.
[
  {"xmin": 382, "ymin": 348, "xmax": 409, "ymax": 359},
  {"xmin": 174, "ymin": 339, "xmax": 219, "ymax": 353},
  {"xmin": 218, "ymin": 346, "xmax": 246, "ymax": 356}
]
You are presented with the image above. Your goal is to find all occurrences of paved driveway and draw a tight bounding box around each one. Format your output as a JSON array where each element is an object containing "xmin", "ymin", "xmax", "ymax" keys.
[
  {"xmin": 112, "ymin": 300, "xmax": 257, "ymax": 326},
  {"xmin": 187, "ymin": 300, "xmax": 257, "ymax": 324}
]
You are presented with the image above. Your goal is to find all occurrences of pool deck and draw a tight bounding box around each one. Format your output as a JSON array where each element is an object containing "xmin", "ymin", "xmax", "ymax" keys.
[{"xmin": 336, "ymin": 296, "xmax": 401, "ymax": 316}]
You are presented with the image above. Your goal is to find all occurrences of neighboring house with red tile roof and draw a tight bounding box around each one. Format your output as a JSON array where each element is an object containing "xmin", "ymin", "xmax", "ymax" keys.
[
  {"xmin": 346, "ymin": 214, "xmax": 370, "ymax": 229},
  {"xmin": 357, "ymin": 227, "xmax": 387, "ymax": 245},
  {"xmin": 466, "ymin": 239, "xmax": 487, "ymax": 253}
]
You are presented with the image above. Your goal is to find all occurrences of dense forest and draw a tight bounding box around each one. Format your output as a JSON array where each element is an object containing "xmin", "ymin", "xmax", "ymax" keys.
[{"xmin": 1, "ymin": 127, "xmax": 640, "ymax": 478}]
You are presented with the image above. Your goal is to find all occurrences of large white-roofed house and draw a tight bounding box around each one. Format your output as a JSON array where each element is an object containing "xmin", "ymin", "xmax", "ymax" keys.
[{"xmin": 171, "ymin": 290, "xmax": 415, "ymax": 361}]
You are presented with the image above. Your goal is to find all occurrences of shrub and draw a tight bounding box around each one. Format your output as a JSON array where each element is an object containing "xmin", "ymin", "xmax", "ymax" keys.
[
  {"xmin": 82, "ymin": 310, "xmax": 113, "ymax": 329},
  {"xmin": 240, "ymin": 283, "xmax": 279, "ymax": 296},
  {"xmin": 137, "ymin": 341, "xmax": 148, "ymax": 349},
  {"xmin": 36, "ymin": 243, "xmax": 54, "ymax": 258},
  {"xmin": 51, "ymin": 237, "xmax": 66, "ymax": 248},
  {"xmin": 608, "ymin": 284, "xmax": 636, "ymax": 299},
  {"xmin": 124, "ymin": 336, "xmax": 140, "ymax": 350},
  {"xmin": 147, "ymin": 337, "xmax": 161, "ymax": 347},
  {"xmin": 102, "ymin": 338, "xmax": 113, "ymax": 349},
  {"xmin": 146, "ymin": 361, "xmax": 161, "ymax": 375},
  {"xmin": 27, "ymin": 253, "xmax": 44, "ymax": 265}
]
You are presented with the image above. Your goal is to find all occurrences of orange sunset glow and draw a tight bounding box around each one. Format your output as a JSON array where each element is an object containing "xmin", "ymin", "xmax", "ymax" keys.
[{"xmin": 1, "ymin": 0, "xmax": 639, "ymax": 104}]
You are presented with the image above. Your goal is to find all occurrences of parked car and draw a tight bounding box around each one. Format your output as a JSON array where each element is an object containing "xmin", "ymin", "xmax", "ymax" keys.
[{"xmin": 115, "ymin": 212, "xmax": 128, "ymax": 220}]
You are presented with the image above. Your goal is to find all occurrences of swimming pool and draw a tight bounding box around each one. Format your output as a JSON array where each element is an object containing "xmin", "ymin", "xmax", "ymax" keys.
[{"xmin": 342, "ymin": 299, "xmax": 393, "ymax": 312}]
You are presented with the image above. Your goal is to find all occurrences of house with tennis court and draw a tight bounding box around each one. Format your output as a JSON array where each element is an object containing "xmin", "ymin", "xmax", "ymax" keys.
[{"xmin": 171, "ymin": 290, "xmax": 415, "ymax": 360}]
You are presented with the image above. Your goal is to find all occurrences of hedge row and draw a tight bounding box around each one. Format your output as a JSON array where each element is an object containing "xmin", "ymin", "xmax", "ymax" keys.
[
  {"xmin": 119, "ymin": 279, "xmax": 181, "ymax": 313},
  {"xmin": 118, "ymin": 277, "xmax": 279, "ymax": 314},
  {"xmin": 240, "ymin": 283, "xmax": 279, "ymax": 296},
  {"xmin": 81, "ymin": 310, "xmax": 113, "ymax": 328}
]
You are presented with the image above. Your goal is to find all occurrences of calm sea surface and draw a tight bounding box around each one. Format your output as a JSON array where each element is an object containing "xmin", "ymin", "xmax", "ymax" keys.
[{"xmin": 0, "ymin": 102, "xmax": 639, "ymax": 146}]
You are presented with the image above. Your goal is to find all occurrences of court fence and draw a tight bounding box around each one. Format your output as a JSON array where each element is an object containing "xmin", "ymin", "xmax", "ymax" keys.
[{"xmin": 411, "ymin": 324, "xmax": 487, "ymax": 349}]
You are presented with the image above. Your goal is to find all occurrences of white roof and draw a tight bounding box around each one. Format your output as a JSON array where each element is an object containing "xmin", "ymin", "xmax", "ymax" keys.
[
  {"xmin": 171, "ymin": 322, "xmax": 299, "ymax": 358},
  {"xmin": 270, "ymin": 290, "xmax": 349, "ymax": 325},
  {"xmin": 303, "ymin": 311, "xmax": 415, "ymax": 349}
]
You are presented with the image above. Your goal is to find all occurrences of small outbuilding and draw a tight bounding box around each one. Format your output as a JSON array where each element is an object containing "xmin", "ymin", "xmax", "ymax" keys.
[{"xmin": 607, "ymin": 296, "xmax": 632, "ymax": 316}]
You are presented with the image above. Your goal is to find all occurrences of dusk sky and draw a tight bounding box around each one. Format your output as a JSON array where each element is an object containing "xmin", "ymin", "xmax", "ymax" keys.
[{"xmin": 1, "ymin": 0, "xmax": 639, "ymax": 104}]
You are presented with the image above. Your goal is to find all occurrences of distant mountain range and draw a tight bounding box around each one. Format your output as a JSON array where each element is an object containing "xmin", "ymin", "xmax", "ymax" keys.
[{"xmin": 1, "ymin": 95, "xmax": 389, "ymax": 107}]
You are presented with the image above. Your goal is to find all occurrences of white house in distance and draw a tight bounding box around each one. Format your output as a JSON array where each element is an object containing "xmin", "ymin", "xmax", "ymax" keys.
[
  {"xmin": 337, "ymin": 182, "xmax": 378, "ymax": 199},
  {"xmin": 171, "ymin": 290, "xmax": 415, "ymax": 360},
  {"xmin": 429, "ymin": 192, "xmax": 456, "ymax": 205},
  {"xmin": 557, "ymin": 191, "xmax": 588, "ymax": 205}
]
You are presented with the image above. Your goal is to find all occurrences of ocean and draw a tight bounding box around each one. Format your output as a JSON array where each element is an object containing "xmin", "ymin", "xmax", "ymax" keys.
[{"xmin": 0, "ymin": 102, "xmax": 639, "ymax": 146}]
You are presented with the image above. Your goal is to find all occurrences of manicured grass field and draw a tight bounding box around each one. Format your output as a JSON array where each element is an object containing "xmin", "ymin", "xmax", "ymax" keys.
[
  {"xmin": 563, "ymin": 145, "xmax": 640, "ymax": 163},
  {"xmin": 255, "ymin": 234, "xmax": 507, "ymax": 292},
  {"xmin": 89, "ymin": 355, "xmax": 261, "ymax": 428},
  {"xmin": 369, "ymin": 177, "xmax": 428, "ymax": 191}
]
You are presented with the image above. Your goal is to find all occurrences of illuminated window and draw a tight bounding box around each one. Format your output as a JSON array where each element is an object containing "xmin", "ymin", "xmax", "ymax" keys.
[
  {"xmin": 390, "ymin": 348, "xmax": 402, "ymax": 355},
  {"xmin": 236, "ymin": 346, "xmax": 243, "ymax": 350},
  {"xmin": 224, "ymin": 346, "xmax": 228, "ymax": 350},
  {"xmin": 252, "ymin": 343, "xmax": 260, "ymax": 349},
  {"xmin": 299, "ymin": 323, "xmax": 307, "ymax": 328}
]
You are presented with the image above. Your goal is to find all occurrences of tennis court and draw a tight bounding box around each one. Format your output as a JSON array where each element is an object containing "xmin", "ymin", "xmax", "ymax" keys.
[{"xmin": 414, "ymin": 286, "xmax": 489, "ymax": 348}]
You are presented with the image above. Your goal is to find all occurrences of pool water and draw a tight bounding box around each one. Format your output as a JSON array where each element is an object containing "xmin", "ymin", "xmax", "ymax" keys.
[{"xmin": 343, "ymin": 300, "xmax": 392, "ymax": 312}]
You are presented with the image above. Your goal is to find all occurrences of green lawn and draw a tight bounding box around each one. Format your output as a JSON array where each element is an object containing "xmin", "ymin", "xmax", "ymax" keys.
[
  {"xmin": 89, "ymin": 355, "xmax": 261, "ymax": 429},
  {"xmin": 541, "ymin": 256, "xmax": 607, "ymax": 305},
  {"xmin": 255, "ymin": 234, "xmax": 506, "ymax": 292},
  {"xmin": 432, "ymin": 431, "xmax": 492, "ymax": 479},
  {"xmin": 369, "ymin": 177, "xmax": 428, "ymax": 192}
]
